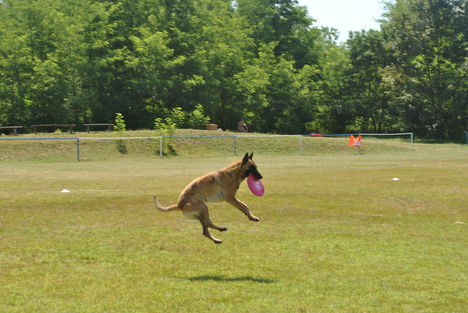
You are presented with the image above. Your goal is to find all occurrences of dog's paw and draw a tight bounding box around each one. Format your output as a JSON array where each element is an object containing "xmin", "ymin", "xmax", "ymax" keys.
[
  {"xmin": 214, "ymin": 239, "xmax": 223, "ymax": 244},
  {"xmin": 249, "ymin": 216, "xmax": 260, "ymax": 222},
  {"xmin": 219, "ymin": 227, "xmax": 228, "ymax": 232}
]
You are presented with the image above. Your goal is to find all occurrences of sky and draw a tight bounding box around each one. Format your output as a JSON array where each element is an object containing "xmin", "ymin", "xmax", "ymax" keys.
[{"xmin": 297, "ymin": 0, "xmax": 387, "ymax": 42}]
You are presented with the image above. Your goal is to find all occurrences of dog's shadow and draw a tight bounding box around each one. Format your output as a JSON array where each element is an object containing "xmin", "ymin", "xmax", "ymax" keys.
[{"xmin": 187, "ymin": 275, "xmax": 275, "ymax": 284}]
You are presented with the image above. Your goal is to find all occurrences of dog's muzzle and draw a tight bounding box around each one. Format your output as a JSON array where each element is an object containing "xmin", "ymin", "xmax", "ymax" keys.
[{"xmin": 251, "ymin": 169, "xmax": 263, "ymax": 180}]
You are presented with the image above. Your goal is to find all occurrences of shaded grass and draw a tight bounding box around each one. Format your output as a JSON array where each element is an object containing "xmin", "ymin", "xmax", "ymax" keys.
[{"xmin": 0, "ymin": 145, "xmax": 467, "ymax": 312}]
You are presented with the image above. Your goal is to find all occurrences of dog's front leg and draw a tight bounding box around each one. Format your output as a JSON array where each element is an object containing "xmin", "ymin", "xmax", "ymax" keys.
[{"xmin": 226, "ymin": 197, "xmax": 260, "ymax": 222}]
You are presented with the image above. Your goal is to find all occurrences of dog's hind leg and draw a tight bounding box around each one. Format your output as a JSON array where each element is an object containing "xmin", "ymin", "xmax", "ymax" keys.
[
  {"xmin": 203, "ymin": 208, "xmax": 228, "ymax": 232},
  {"xmin": 198, "ymin": 215, "xmax": 223, "ymax": 244},
  {"xmin": 183, "ymin": 199, "xmax": 225, "ymax": 244}
]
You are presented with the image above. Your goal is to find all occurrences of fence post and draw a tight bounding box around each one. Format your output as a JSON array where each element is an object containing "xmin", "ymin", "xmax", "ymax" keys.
[
  {"xmin": 159, "ymin": 137, "xmax": 163, "ymax": 157},
  {"xmin": 233, "ymin": 136, "xmax": 237, "ymax": 155},
  {"xmin": 76, "ymin": 138, "xmax": 80, "ymax": 161}
]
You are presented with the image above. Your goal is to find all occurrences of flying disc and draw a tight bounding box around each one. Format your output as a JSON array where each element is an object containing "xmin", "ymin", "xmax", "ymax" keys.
[{"xmin": 247, "ymin": 174, "xmax": 264, "ymax": 196}]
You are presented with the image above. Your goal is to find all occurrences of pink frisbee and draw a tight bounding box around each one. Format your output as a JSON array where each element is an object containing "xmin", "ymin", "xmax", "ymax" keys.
[{"xmin": 247, "ymin": 174, "xmax": 265, "ymax": 196}]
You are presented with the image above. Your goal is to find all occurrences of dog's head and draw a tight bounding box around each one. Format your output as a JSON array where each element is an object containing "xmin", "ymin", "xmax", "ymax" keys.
[{"xmin": 241, "ymin": 152, "xmax": 263, "ymax": 180}]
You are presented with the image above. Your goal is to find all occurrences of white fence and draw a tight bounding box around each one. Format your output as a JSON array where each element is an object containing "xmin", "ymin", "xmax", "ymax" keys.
[{"xmin": 0, "ymin": 132, "xmax": 414, "ymax": 161}]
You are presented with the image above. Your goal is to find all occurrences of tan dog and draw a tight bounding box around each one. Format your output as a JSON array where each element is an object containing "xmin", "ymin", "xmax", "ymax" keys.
[{"xmin": 153, "ymin": 153, "xmax": 262, "ymax": 244}]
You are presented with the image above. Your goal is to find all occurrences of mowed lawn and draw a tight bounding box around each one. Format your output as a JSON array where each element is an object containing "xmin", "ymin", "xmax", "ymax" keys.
[{"xmin": 1, "ymin": 146, "xmax": 467, "ymax": 313}]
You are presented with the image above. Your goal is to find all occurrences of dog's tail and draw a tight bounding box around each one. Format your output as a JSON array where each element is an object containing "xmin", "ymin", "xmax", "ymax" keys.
[{"xmin": 153, "ymin": 196, "xmax": 180, "ymax": 212}]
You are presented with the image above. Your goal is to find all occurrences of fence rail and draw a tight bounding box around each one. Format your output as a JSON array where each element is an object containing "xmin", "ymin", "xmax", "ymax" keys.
[
  {"xmin": 0, "ymin": 132, "xmax": 414, "ymax": 161},
  {"xmin": 0, "ymin": 137, "xmax": 81, "ymax": 160}
]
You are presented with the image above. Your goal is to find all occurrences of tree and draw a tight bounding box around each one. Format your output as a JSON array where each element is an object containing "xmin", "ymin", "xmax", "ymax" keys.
[
  {"xmin": 381, "ymin": 0, "xmax": 467, "ymax": 138},
  {"xmin": 0, "ymin": 0, "xmax": 115, "ymax": 126},
  {"xmin": 236, "ymin": 0, "xmax": 316, "ymax": 67},
  {"xmin": 306, "ymin": 28, "xmax": 352, "ymax": 134},
  {"xmin": 235, "ymin": 42, "xmax": 318, "ymax": 133},
  {"xmin": 345, "ymin": 30, "xmax": 398, "ymax": 132}
]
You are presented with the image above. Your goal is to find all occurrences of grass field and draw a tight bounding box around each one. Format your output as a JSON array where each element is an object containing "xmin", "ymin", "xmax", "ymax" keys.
[
  {"xmin": 1, "ymin": 132, "xmax": 467, "ymax": 312},
  {"xmin": 0, "ymin": 129, "xmax": 416, "ymax": 161}
]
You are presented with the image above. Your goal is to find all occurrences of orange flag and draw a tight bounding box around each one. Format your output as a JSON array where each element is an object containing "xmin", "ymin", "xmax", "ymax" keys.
[{"xmin": 349, "ymin": 135, "xmax": 362, "ymax": 147}]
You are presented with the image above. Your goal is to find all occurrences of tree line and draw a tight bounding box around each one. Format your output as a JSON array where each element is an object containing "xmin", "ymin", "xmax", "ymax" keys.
[{"xmin": 0, "ymin": 0, "xmax": 466, "ymax": 138}]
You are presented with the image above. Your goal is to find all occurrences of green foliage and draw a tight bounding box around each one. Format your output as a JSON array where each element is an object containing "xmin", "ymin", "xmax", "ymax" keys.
[
  {"xmin": 187, "ymin": 104, "xmax": 210, "ymax": 129},
  {"xmin": 114, "ymin": 112, "xmax": 127, "ymax": 153},
  {"xmin": 379, "ymin": 0, "xmax": 467, "ymax": 138},
  {"xmin": 170, "ymin": 107, "xmax": 186, "ymax": 128},
  {"xmin": 344, "ymin": 30, "xmax": 397, "ymax": 133},
  {"xmin": 113, "ymin": 113, "xmax": 127, "ymax": 134},
  {"xmin": 154, "ymin": 117, "xmax": 176, "ymax": 155},
  {"xmin": 0, "ymin": 0, "xmax": 465, "ymax": 139},
  {"xmin": 154, "ymin": 117, "xmax": 176, "ymax": 136}
]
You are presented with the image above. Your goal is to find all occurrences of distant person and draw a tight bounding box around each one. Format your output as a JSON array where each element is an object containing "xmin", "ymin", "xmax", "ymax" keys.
[{"xmin": 238, "ymin": 118, "xmax": 249, "ymax": 132}]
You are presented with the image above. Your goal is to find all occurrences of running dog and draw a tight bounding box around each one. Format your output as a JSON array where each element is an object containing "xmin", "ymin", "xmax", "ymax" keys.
[{"xmin": 153, "ymin": 153, "xmax": 262, "ymax": 244}]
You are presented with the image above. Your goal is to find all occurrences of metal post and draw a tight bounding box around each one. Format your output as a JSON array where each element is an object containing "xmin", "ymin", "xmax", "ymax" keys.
[
  {"xmin": 233, "ymin": 136, "xmax": 237, "ymax": 155},
  {"xmin": 76, "ymin": 138, "xmax": 80, "ymax": 161},
  {"xmin": 411, "ymin": 132, "xmax": 414, "ymax": 144},
  {"xmin": 159, "ymin": 137, "xmax": 163, "ymax": 157}
]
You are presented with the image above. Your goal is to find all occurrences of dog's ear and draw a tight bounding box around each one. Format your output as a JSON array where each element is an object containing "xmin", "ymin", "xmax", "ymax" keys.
[
  {"xmin": 249, "ymin": 152, "xmax": 254, "ymax": 160},
  {"xmin": 242, "ymin": 153, "xmax": 249, "ymax": 165}
]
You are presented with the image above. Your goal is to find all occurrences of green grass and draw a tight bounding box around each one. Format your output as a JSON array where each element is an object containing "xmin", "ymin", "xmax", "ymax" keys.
[
  {"xmin": 0, "ymin": 135, "xmax": 467, "ymax": 312},
  {"xmin": 0, "ymin": 129, "xmax": 416, "ymax": 161}
]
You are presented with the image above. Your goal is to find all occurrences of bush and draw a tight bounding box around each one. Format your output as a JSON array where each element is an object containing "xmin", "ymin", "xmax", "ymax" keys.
[
  {"xmin": 171, "ymin": 107, "xmax": 186, "ymax": 128},
  {"xmin": 114, "ymin": 113, "xmax": 126, "ymax": 134},
  {"xmin": 154, "ymin": 117, "xmax": 176, "ymax": 155},
  {"xmin": 187, "ymin": 104, "xmax": 210, "ymax": 129},
  {"xmin": 113, "ymin": 113, "xmax": 127, "ymax": 154}
]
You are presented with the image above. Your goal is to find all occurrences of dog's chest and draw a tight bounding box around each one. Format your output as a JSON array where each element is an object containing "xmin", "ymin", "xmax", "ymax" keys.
[{"xmin": 206, "ymin": 190, "xmax": 225, "ymax": 202}]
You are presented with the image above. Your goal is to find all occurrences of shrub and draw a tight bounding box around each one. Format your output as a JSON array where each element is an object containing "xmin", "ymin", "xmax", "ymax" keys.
[
  {"xmin": 187, "ymin": 104, "xmax": 210, "ymax": 129},
  {"xmin": 171, "ymin": 107, "xmax": 186, "ymax": 128},
  {"xmin": 154, "ymin": 117, "xmax": 176, "ymax": 155},
  {"xmin": 114, "ymin": 113, "xmax": 126, "ymax": 134}
]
